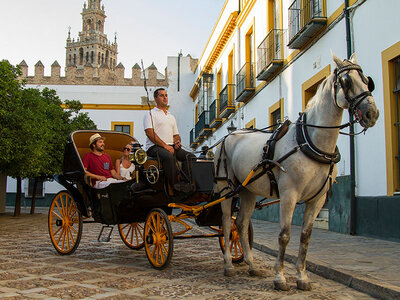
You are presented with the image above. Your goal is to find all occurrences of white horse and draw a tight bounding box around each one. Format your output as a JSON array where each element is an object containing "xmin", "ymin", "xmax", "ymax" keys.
[{"xmin": 215, "ymin": 53, "xmax": 379, "ymax": 291}]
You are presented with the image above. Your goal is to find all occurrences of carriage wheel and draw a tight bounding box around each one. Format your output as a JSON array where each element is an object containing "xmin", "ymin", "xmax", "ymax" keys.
[
  {"xmin": 218, "ymin": 219, "xmax": 253, "ymax": 264},
  {"xmin": 144, "ymin": 208, "xmax": 173, "ymax": 270},
  {"xmin": 118, "ymin": 223, "xmax": 145, "ymax": 250},
  {"xmin": 48, "ymin": 191, "xmax": 82, "ymax": 255}
]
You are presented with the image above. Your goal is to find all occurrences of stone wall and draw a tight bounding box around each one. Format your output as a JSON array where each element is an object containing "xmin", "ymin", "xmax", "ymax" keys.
[{"xmin": 18, "ymin": 60, "xmax": 169, "ymax": 87}]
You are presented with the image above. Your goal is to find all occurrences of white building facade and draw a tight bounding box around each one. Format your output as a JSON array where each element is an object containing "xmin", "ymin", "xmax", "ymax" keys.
[{"xmin": 188, "ymin": 0, "xmax": 400, "ymax": 241}]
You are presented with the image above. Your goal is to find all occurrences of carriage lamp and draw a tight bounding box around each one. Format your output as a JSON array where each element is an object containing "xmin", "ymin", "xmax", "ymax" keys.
[
  {"xmin": 128, "ymin": 142, "xmax": 148, "ymax": 165},
  {"xmin": 206, "ymin": 149, "xmax": 214, "ymax": 160},
  {"xmin": 199, "ymin": 146, "xmax": 214, "ymax": 160}
]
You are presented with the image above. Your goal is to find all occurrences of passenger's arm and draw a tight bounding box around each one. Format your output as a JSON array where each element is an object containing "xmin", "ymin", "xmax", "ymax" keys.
[
  {"xmin": 85, "ymin": 170, "xmax": 107, "ymax": 182},
  {"xmin": 145, "ymin": 128, "xmax": 174, "ymax": 154},
  {"xmin": 111, "ymin": 169, "xmax": 124, "ymax": 180},
  {"xmin": 115, "ymin": 159, "xmax": 121, "ymax": 176}
]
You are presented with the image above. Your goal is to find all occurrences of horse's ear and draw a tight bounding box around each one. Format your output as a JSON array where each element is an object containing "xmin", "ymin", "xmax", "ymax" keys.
[
  {"xmin": 349, "ymin": 53, "xmax": 358, "ymax": 64},
  {"xmin": 331, "ymin": 51, "xmax": 343, "ymax": 68}
]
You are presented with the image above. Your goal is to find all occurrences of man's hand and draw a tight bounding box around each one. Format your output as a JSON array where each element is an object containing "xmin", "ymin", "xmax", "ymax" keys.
[
  {"xmin": 165, "ymin": 144, "xmax": 175, "ymax": 155},
  {"xmin": 174, "ymin": 140, "xmax": 182, "ymax": 150},
  {"xmin": 98, "ymin": 175, "xmax": 107, "ymax": 181}
]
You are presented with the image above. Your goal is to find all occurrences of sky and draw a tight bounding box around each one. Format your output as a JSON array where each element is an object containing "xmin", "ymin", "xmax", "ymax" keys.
[{"xmin": 0, "ymin": 0, "xmax": 225, "ymax": 75}]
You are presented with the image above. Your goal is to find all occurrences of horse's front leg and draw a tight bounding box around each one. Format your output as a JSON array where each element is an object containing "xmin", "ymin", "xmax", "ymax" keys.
[
  {"xmin": 221, "ymin": 197, "xmax": 235, "ymax": 276},
  {"xmin": 274, "ymin": 192, "xmax": 296, "ymax": 291},
  {"xmin": 295, "ymin": 195, "xmax": 326, "ymax": 291},
  {"xmin": 236, "ymin": 190, "xmax": 263, "ymax": 276}
]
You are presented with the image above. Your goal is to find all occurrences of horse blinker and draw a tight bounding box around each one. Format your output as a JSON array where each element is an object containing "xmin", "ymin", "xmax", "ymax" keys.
[{"xmin": 367, "ymin": 76, "xmax": 375, "ymax": 92}]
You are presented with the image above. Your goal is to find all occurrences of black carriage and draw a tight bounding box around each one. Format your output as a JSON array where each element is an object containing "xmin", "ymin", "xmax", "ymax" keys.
[{"xmin": 48, "ymin": 130, "xmax": 253, "ymax": 269}]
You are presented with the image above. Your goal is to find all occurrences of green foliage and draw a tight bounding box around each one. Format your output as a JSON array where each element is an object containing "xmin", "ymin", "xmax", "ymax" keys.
[{"xmin": 0, "ymin": 60, "xmax": 97, "ymax": 179}]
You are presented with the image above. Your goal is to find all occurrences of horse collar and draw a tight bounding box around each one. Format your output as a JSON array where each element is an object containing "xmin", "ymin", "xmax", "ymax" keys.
[{"xmin": 296, "ymin": 113, "xmax": 341, "ymax": 164}]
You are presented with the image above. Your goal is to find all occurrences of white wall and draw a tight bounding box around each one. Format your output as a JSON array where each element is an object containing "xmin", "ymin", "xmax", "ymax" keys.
[{"xmin": 190, "ymin": 0, "xmax": 397, "ymax": 197}]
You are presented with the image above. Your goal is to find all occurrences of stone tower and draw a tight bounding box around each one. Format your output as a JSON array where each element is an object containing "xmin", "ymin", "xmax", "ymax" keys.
[{"xmin": 65, "ymin": 0, "xmax": 118, "ymax": 71}]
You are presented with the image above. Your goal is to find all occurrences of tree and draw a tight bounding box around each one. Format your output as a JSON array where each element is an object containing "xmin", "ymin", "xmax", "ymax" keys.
[{"xmin": 0, "ymin": 60, "xmax": 97, "ymax": 216}]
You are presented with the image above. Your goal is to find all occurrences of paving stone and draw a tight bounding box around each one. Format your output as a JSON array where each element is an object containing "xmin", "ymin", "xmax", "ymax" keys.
[{"xmin": 0, "ymin": 212, "xmax": 379, "ymax": 299}]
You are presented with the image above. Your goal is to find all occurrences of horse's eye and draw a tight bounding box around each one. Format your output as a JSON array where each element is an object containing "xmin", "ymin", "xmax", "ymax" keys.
[
  {"xmin": 367, "ymin": 76, "xmax": 375, "ymax": 92},
  {"xmin": 339, "ymin": 74, "xmax": 351, "ymax": 91}
]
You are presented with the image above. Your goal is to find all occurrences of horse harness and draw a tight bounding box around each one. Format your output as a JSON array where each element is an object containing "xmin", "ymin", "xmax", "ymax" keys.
[{"xmin": 215, "ymin": 62, "xmax": 374, "ymax": 202}]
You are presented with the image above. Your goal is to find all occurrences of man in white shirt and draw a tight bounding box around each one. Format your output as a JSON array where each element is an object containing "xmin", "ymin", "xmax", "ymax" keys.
[{"xmin": 143, "ymin": 88, "xmax": 195, "ymax": 193}]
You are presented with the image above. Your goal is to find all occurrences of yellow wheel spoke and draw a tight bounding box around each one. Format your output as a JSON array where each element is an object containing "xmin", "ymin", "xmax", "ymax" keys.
[
  {"xmin": 56, "ymin": 228, "xmax": 64, "ymax": 244},
  {"xmin": 55, "ymin": 201, "xmax": 63, "ymax": 218},
  {"xmin": 52, "ymin": 210, "xmax": 63, "ymax": 220},
  {"xmin": 60, "ymin": 195, "xmax": 66, "ymax": 216},
  {"xmin": 66, "ymin": 227, "xmax": 70, "ymax": 250},
  {"xmin": 69, "ymin": 205, "xmax": 77, "ymax": 219},
  {"xmin": 52, "ymin": 225, "xmax": 62, "ymax": 238},
  {"xmin": 70, "ymin": 224, "xmax": 78, "ymax": 234},
  {"xmin": 148, "ymin": 221, "xmax": 156, "ymax": 234},
  {"xmin": 126, "ymin": 225, "xmax": 132, "ymax": 240},
  {"xmin": 151, "ymin": 244, "xmax": 157, "ymax": 258},
  {"xmin": 121, "ymin": 224, "xmax": 130, "ymax": 230},
  {"xmin": 61, "ymin": 228, "xmax": 66, "ymax": 250},
  {"xmin": 134, "ymin": 226, "xmax": 139, "ymax": 245},
  {"xmin": 68, "ymin": 226, "xmax": 76, "ymax": 245},
  {"xmin": 160, "ymin": 243, "xmax": 168, "ymax": 259}
]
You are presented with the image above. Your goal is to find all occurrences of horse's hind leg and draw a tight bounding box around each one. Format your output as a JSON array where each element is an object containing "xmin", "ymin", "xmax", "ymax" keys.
[
  {"xmin": 274, "ymin": 193, "xmax": 296, "ymax": 291},
  {"xmin": 221, "ymin": 197, "xmax": 235, "ymax": 276},
  {"xmin": 236, "ymin": 189, "xmax": 262, "ymax": 276},
  {"xmin": 295, "ymin": 195, "xmax": 326, "ymax": 291}
]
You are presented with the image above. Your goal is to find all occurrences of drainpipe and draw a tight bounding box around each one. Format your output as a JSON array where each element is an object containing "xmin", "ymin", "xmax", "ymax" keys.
[
  {"xmin": 344, "ymin": 0, "xmax": 356, "ymax": 235},
  {"xmin": 177, "ymin": 50, "xmax": 182, "ymax": 91}
]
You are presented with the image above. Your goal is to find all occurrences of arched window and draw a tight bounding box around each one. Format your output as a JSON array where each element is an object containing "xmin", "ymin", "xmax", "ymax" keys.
[
  {"xmin": 69, "ymin": 55, "xmax": 72, "ymax": 65},
  {"xmin": 91, "ymin": 51, "xmax": 94, "ymax": 63},
  {"xmin": 86, "ymin": 52, "xmax": 89, "ymax": 64},
  {"xmin": 101, "ymin": 53, "xmax": 104, "ymax": 65},
  {"xmin": 98, "ymin": 53, "xmax": 100, "ymax": 64},
  {"xmin": 73, "ymin": 54, "xmax": 76, "ymax": 65},
  {"xmin": 105, "ymin": 50, "xmax": 109, "ymax": 66},
  {"xmin": 79, "ymin": 48, "xmax": 83, "ymax": 65}
]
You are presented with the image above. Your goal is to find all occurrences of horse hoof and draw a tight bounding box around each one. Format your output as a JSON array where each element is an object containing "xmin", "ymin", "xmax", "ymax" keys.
[
  {"xmin": 297, "ymin": 280, "xmax": 312, "ymax": 291},
  {"xmin": 224, "ymin": 268, "xmax": 235, "ymax": 277},
  {"xmin": 274, "ymin": 281, "xmax": 290, "ymax": 291},
  {"xmin": 249, "ymin": 269, "xmax": 263, "ymax": 277}
]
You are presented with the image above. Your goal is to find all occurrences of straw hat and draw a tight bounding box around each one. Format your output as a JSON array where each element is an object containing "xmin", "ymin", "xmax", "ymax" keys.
[{"xmin": 89, "ymin": 133, "xmax": 105, "ymax": 146}]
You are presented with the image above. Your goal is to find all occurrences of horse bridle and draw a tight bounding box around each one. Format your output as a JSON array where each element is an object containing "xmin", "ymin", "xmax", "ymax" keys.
[{"xmin": 333, "ymin": 61, "xmax": 375, "ymax": 118}]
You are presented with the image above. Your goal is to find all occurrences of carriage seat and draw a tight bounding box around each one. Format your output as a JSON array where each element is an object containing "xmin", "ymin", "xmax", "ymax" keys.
[{"xmin": 70, "ymin": 131, "xmax": 138, "ymax": 186}]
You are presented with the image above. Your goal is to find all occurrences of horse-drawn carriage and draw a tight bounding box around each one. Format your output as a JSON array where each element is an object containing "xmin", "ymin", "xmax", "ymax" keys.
[
  {"xmin": 49, "ymin": 54, "xmax": 379, "ymax": 291},
  {"xmin": 48, "ymin": 130, "xmax": 252, "ymax": 269}
]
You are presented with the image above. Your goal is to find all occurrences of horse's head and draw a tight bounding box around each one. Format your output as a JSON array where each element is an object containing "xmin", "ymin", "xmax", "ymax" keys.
[{"xmin": 332, "ymin": 52, "xmax": 379, "ymax": 128}]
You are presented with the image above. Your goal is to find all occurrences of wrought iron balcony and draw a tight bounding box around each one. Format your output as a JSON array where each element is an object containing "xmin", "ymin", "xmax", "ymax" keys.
[
  {"xmin": 195, "ymin": 110, "xmax": 212, "ymax": 141},
  {"xmin": 288, "ymin": 0, "xmax": 327, "ymax": 49},
  {"xmin": 236, "ymin": 62, "xmax": 255, "ymax": 102},
  {"xmin": 219, "ymin": 84, "xmax": 236, "ymax": 118},
  {"xmin": 257, "ymin": 29, "xmax": 286, "ymax": 81},
  {"xmin": 209, "ymin": 98, "xmax": 222, "ymax": 128}
]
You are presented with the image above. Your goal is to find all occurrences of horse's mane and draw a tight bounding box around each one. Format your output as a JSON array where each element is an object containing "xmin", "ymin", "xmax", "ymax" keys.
[
  {"xmin": 305, "ymin": 60, "xmax": 356, "ymax": 112},
  {"xmin": 304, "ymin": 76, "xmax": 330, "ymax": 112}
]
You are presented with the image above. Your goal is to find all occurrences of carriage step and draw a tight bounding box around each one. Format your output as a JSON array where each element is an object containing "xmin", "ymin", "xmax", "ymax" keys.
[{"xmin": 98, "ymin": 225, "xmax": 114, "ymax": 242}]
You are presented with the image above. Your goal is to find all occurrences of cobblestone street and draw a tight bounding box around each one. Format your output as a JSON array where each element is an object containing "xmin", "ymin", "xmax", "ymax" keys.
[{"xmin": 0, "ymin": 212, "xmax": 374, "ymax": 299}]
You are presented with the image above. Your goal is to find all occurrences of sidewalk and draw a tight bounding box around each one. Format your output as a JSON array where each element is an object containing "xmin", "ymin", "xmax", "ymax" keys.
[{"xmin": 251, "ymin": 219, "xmax": 400, "ymax": 300}]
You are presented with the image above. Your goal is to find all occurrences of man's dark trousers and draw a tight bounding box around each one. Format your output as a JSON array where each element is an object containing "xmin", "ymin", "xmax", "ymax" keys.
[{"xmin": 147, "ymin": 145, "xmax": 195, "ymax": 186}]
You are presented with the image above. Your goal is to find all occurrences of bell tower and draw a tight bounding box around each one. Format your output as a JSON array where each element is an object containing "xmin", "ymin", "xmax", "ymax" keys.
[{"xmin": 65, "ymin": 0, "xmax": 118, "ymax": 71}]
